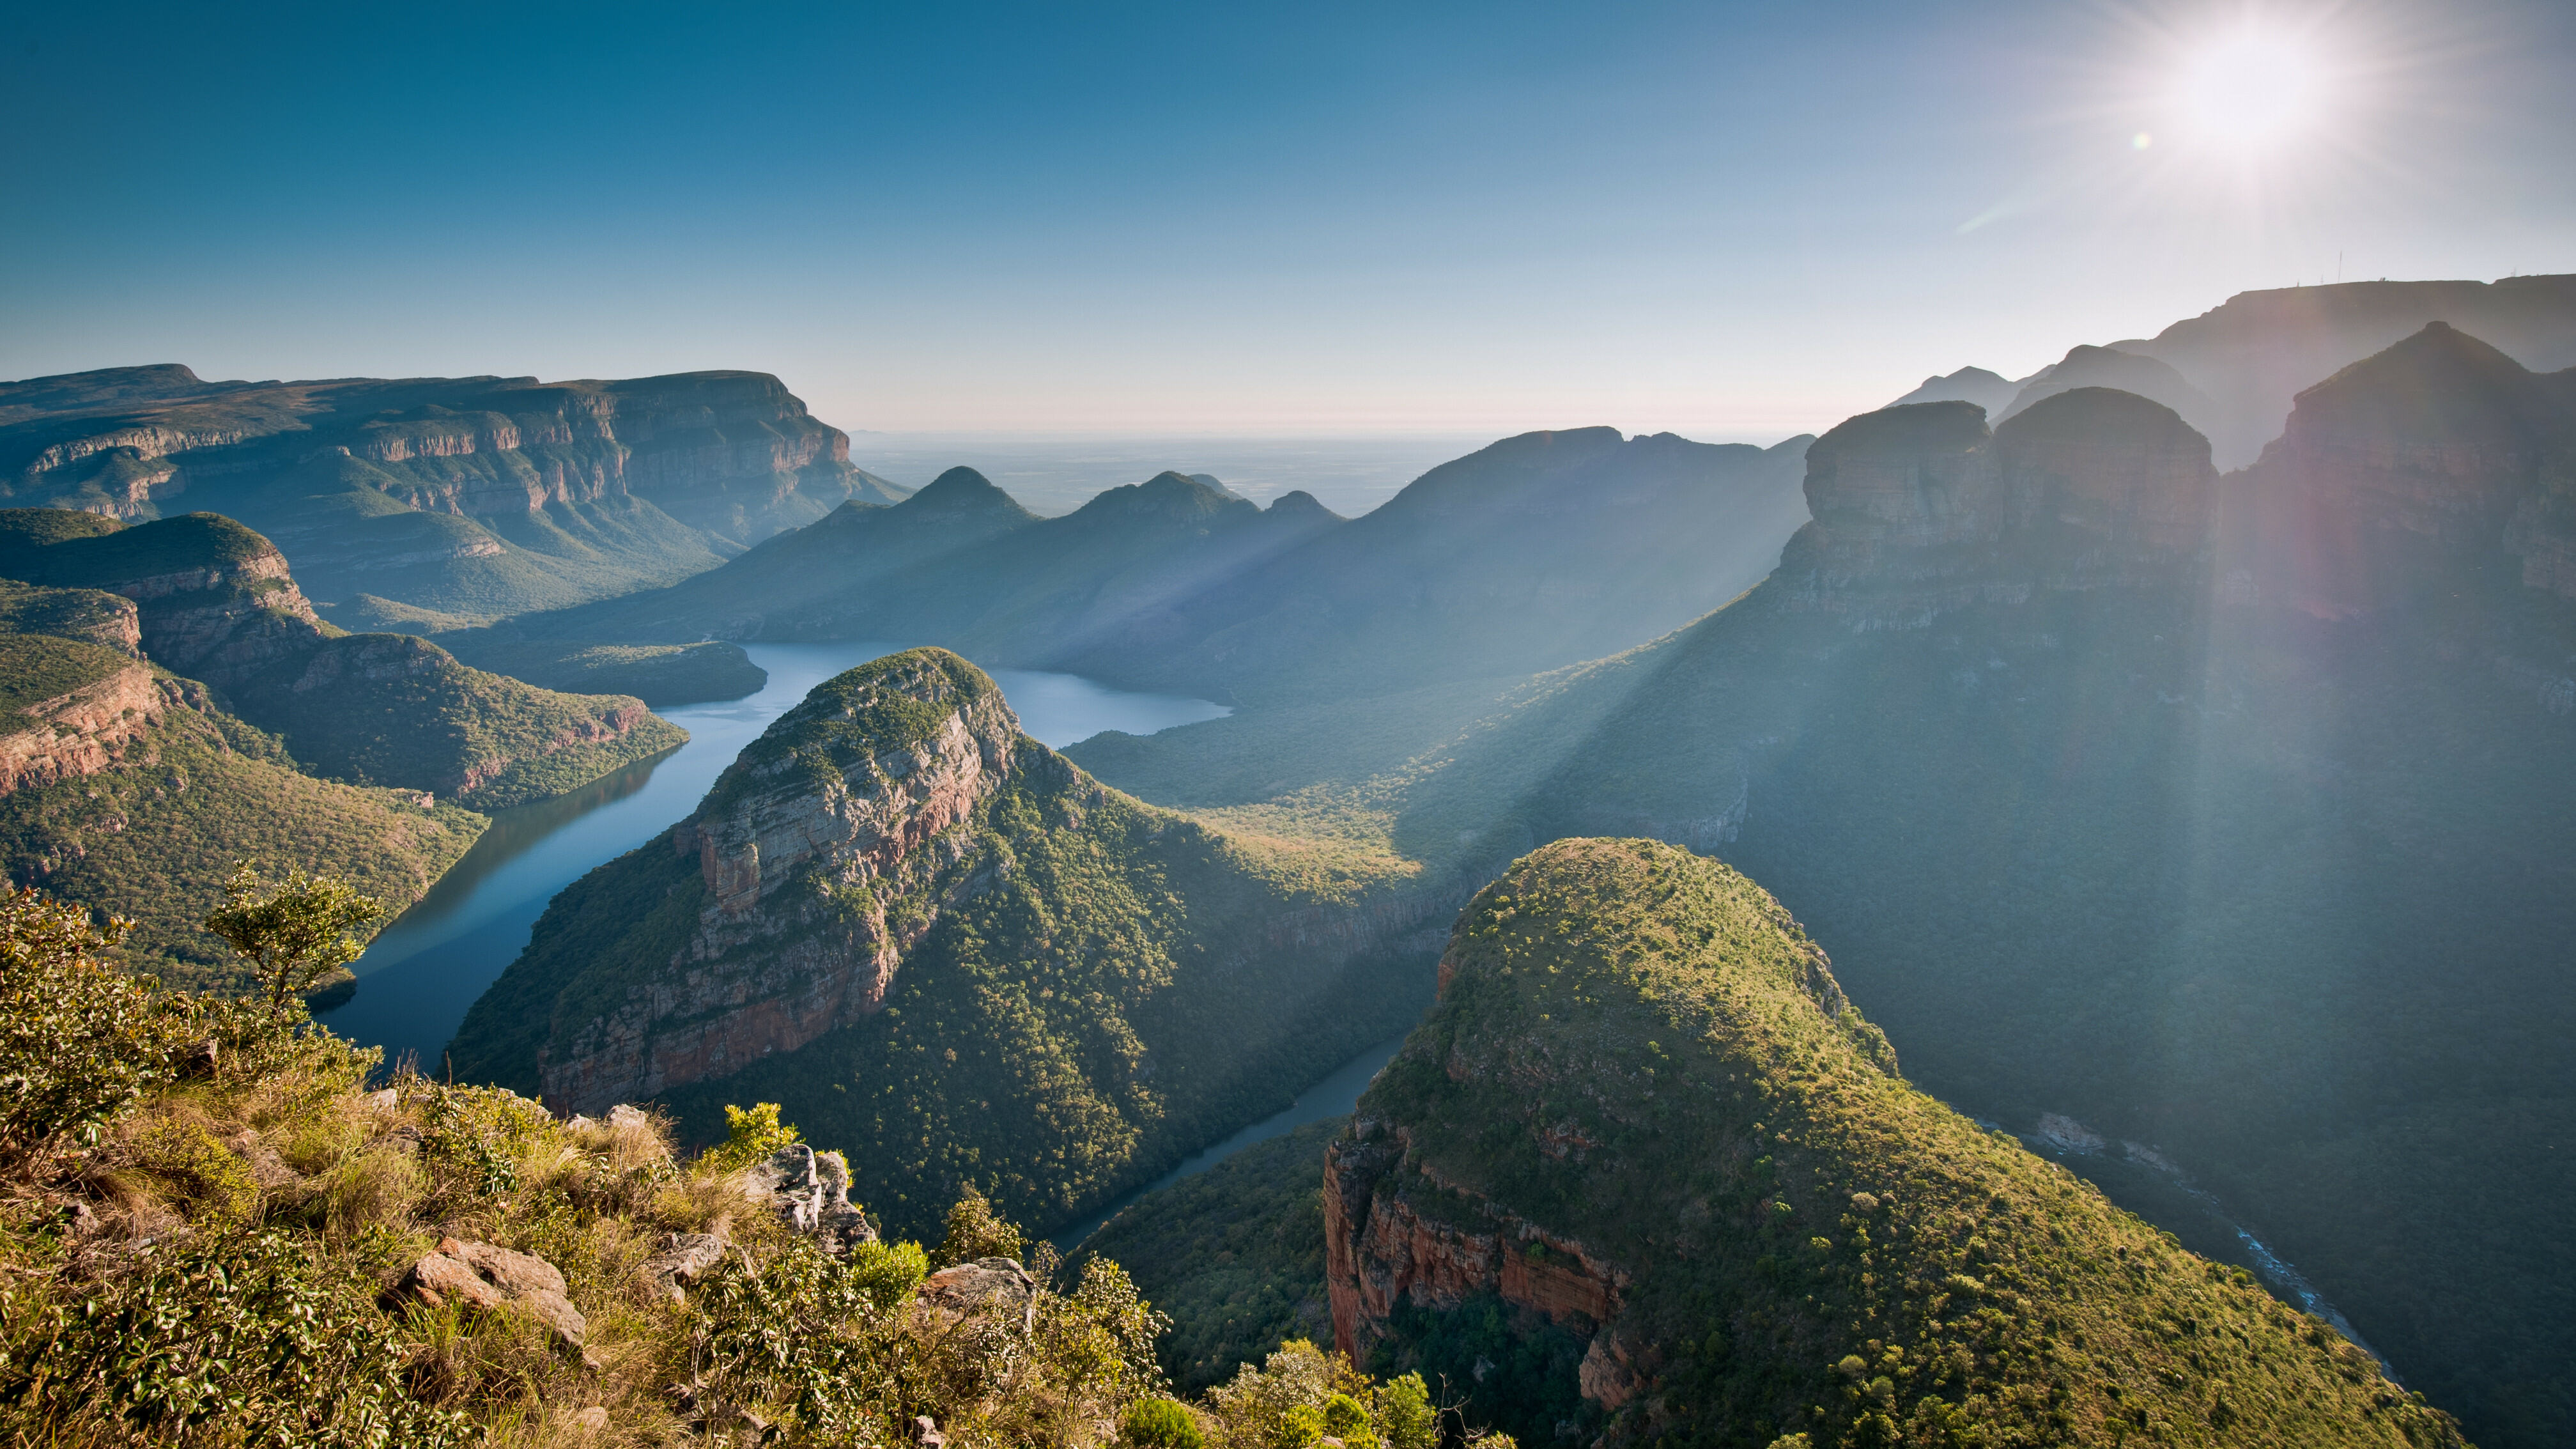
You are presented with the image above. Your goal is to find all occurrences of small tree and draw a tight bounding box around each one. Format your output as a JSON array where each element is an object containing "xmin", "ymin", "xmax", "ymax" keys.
[
  {"xmin": 931, "ymin": 1184, "xmax": 1026, "ymax": 1267},
  {"xmin": 201, "ymin": 861, "xmax": 384, "ymax": 1021},
  {"xmin": 703, "ymin": 1101, "xmax": 803, "ymax": 1172}
]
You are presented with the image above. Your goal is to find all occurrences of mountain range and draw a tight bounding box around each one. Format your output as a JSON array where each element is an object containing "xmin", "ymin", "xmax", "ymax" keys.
[
  {"xmin": 1894, "ymin": 272, "xmax": 2576, "ymax": 467},
  {"xmin": 1071, "ymin": 315, "xmax": 2576, "ymax": 1443},
  {"xmin": 504, "ymin": 427, "xmax": 1815, "ymax": 706},
  {"xmin": 8, "ymin": 272, "xmax": 2576, "ymax": 1447}
]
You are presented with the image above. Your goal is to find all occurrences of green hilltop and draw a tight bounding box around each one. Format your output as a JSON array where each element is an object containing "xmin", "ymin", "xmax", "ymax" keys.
[{"xmin": 1332, "ymin": 837, "xmax": 2462, "ymax": 1448}]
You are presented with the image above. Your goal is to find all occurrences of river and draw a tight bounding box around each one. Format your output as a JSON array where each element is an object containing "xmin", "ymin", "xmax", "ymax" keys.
[
  {"xmin": 1051, "ymin": 1031, "xmax": 1410, "ymax": 1249},
  {"xmin": 313, "ymin": 641, "xmax": 1228, "ymax": 1072}
]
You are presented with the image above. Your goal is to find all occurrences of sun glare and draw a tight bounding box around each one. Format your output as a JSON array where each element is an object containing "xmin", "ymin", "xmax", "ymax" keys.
[{"xmin": 2178, "ymin": 31, "xmax": 2322, "ymax": 150}]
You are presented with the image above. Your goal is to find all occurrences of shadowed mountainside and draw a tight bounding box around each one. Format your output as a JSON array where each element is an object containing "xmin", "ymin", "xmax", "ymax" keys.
[{"xmin": 1073, "ymin": 325, "xmax": 2576, "ymax": 1448}]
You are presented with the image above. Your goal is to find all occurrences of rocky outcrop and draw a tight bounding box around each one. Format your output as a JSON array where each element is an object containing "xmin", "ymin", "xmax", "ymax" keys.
[
  {"xmin": 2231, "ymin": 322, "xmax": 2576, "ymax": 617},
  {"xmin": 539, "ymin": 650, "xmax": 1022, "ymax": 1115},
  {"xmin": 742, "ymin": 1143, "xmax": 877, "ymax": 1254},
  {"xmin": 0, "ymin": 660, "xmax": 165, "ymax": 796},
  {"xmin": 1782, "ymin": 389, "xmax": 2216, "ymax": 626},
  {"xmin": 1323, "ymin": 1121, "xmax": 1630, "ymax": 1363},
  {"xmin": 915, "ymin": 1258, "xmax": 1037, "ymax": 1331}
]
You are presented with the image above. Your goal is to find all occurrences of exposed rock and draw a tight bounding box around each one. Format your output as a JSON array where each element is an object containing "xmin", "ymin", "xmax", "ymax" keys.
[
  {"xmin": 1323, "ymin": 1121, "xmax": 1628, "ymax": 1363},
  {"xmin": 914, "ymin": 1257, "xmax": 1037, "ymax": 1331},
  {"xmin": 539, "ymin": 651, "xmax": 1021, "ymax": 1113},
  {"xmin": 2232, "ymin": 322, "xmax": 2576, "ymax": 617},
  {"xmin": 638, "ymin": 1231, "xmax": 731, "ymax": 1303},
  {"xmin": 1782, "ymin": 389, "xmax": 2216, "ymax": 626},
  {"xmin": 0, "ymin": 661, "xmax": 164, "ymax": 798},
  {"xmin": 399, "ymin": 1237, "xmax": 588, "ymax": 1354},
  {"xmin": 741, "ymin": 1143, "xmax": 877, "ymax": 1253}
]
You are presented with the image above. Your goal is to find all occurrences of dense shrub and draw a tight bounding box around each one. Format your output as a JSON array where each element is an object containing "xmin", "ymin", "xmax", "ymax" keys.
[
  {"xmin": 1123, "ymin": 1397, "xmax": 1207, "ymax": 1449},
  {"xmin": 0, "ymin": 890, "xmax": 167, "ymax": 1165},
  {"xmin": 0, "ymin": 1230, "xmax": 470, "ymax": 1448}
]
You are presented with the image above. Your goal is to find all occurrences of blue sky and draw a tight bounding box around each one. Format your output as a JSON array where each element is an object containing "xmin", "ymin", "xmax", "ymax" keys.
[{"xmin": 3, "ymin": 0, "xmax": 2569, "ymax": 439}]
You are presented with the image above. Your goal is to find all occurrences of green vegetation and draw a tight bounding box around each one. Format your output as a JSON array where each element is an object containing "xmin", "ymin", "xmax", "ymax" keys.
[
  {"xmin": 0, "ymin": 701, "xmax": 484, "ymax": 993},
  {"xmin": 438, "ymin": 636, "xmax": 767, "ymax": 704},
  {"xmin": 0, "ymin": 634, "xmax": 131, "ymax": 720},
  {"xmin": 0, "ymin": 511, "xmax": 277, "ymax": 586},
  {"xmin": 236, "ymin": 634, "xmax": 687, "ymax": 807},
  {"xmin": 1069, "ymin": 333, "xmax": 2576, "ymax": 1449},
  {"xmin": 0, "ymin": 580, "xmax": 136, "ymax": 655},
  {"xmin": 0, "ymin": 885, "xmax": 1182, "ymax": 1448},
  {"xmin": 451, "ymin": 649, "xmax": 1431, "ymax": 1243},
  {"xmin": 1343, "ymin": 838, "xmax": 2464, "ymax": 1447},
  {"xmin": 201, "ymin": 860, "xmax": 387, "ymax": 1019},
  {"xmin": 1084, "ymin": 1119, "xmax": 1342, "ymax": 1392}
]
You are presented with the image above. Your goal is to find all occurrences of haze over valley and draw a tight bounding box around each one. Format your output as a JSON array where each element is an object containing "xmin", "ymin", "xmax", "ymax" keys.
[{"xmin": 1, "ymin": 3, "xmax": 2571, "ymax": 1447}]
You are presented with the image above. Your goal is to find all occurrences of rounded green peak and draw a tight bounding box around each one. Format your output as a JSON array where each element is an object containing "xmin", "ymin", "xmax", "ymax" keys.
[
  {"xmin": 1349, "ymin": 837, "xmax": 2465, "ymax": 1448},
  {"xmin": 0, "ymin": 508, "xmax": 125, "ymax": 554},
  {"xmin": 700, "ymin": 647, "xmax": 1019, "ymax": 815},
  {"xmin": 57, "ymin": 512, "xmax": 286, "ymax": 584},
  {"xmin": 1431, "ymin": 837, "xmax": 1894, "ymax": 1080}
]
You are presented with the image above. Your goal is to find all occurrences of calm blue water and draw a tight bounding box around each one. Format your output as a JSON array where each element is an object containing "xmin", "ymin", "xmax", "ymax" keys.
[{"xmin": 314, "ymin": 641, "xmax": 1228, "ymax": 1072}]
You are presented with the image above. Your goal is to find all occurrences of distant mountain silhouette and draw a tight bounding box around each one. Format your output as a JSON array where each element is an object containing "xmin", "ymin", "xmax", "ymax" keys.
[
  {"xmin": 517, "ymin": 428, "xmax": 1817, "ymax": 704},
  {"xmin": 1886, "ymin": 364, "xmax": 2019, "ymax": 414}
]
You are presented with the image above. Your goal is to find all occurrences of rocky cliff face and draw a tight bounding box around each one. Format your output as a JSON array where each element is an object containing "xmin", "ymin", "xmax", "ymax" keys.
[
  {"xmin": 540, "ymin": 651, "xmax": 1021, "ymax": 1114},
  {"xmin": 1781, "ymin": 389, "xmax": 2216, "ymax": 626},
  {"xmin": 0, "ymin": 658, "xmax": 166, "ymax": 796},
  {"xmin": 2232, "ymin": 322, "xmax": 2576, "ymax": 617},
  {"xmin": 0, "ymin": 366, "xmax": 902, "ymax": 622}
]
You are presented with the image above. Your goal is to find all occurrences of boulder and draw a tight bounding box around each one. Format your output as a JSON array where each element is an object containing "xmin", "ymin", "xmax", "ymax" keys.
[
  {"xmin": 638, "ymin": 1230, "xmax": 731, "ymax": 1303},
  {"xmin": 399, "ymin": 1237, "xmax": 589, "ymax": 1356},
  {"xmin": 915, "ymin": 1257, "xmax": 1037, "ymax": 1331}
]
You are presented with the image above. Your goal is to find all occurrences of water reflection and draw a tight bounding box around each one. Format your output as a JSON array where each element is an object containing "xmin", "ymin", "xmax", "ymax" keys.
[{"xmin": 316, "ymin": 641, "xmax": 1227, "ymax": 1073}]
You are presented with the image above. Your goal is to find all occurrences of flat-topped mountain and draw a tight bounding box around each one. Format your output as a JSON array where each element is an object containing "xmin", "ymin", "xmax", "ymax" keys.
[
  {"xmin": 0, "ymin": 363, "xmax": 905, "ymax": 623},
  {"xmin": 448, "ymin": 647, "xmax": 1446, "ymax": 1236},
  {"xmin": 1327, "ymin": 839, "xmax": 2462, "ymax": 1446}
]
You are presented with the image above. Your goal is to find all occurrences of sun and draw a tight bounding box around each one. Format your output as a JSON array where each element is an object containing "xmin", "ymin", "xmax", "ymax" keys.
[{"xmin": 2177, "ymin": 30, "xmax": 2323, "ymax": 150}]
